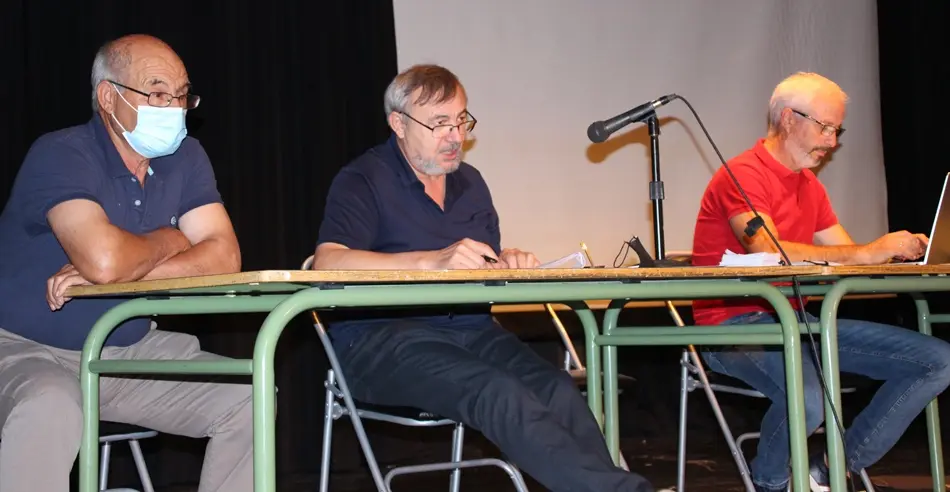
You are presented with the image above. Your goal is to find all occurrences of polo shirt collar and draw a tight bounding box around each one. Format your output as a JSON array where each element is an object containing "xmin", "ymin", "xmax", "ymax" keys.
[
  {"xmin": 88, "ymin": 113, "xmax": 136, "ymax": 179},
  {"xmin": 752, "ymin": 138, "xmax": 814, "ymax": 182},
  {"xmin": 385, "ymin": 134, "xmax": 419, "ymax": 187}
]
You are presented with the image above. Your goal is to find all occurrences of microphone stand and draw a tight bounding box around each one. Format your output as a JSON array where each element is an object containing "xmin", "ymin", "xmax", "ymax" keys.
[{"xmin": 646, "ymin": 112, "xmax": 666, "ymax": 260}]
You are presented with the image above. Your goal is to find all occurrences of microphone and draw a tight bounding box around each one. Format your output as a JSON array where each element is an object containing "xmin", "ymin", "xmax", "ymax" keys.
[{"xmin": 587, "ymin": 94, "xmax": 678, "ymax": 143}]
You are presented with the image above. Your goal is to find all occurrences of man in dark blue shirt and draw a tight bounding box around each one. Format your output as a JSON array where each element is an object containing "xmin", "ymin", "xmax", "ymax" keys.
[
  {"xmin": 0, "ymin": 34, "xmax": 252, "ymax": 492},
  {"xmin": 314, "ymin": 64, "xmax": 658, "ymax": 492}
]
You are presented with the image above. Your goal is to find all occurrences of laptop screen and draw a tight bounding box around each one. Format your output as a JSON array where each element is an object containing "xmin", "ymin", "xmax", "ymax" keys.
[{"xmin": 922, "ymin": 172, "xmax": 950, "ymax": 265}]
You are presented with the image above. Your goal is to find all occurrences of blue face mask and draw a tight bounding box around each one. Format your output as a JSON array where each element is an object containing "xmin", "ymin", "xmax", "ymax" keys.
[{"xmin": 111, "ymin": 85, "xmax": 187, "ymax": 159}]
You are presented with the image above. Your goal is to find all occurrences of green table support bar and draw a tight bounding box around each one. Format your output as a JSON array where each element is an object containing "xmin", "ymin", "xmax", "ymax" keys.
[
  {"xmin": 819, "ymin": 277, "xmax": 950, "ymax": 492},
  {"xmin": 88, "ymin": 359, "xmax": 253, "ymax": 375},
  {"xmin": 598, "ymin": 281, "xmax": 808, "ymax": 492},
  {"xmin": 79, "ymin": 295, "xmax": 289, "ymax": 492},
  {"xmin": 603, "ymin": 323, "xmax": 811, "ymax": 338},
  {"xmin": 79, "ymin": 278, "xmax": 812, "ymax": 492},
  {"xmin": 569, "ymin": 302, "xmax": 604, "ymax": 424},
  {"xmin": 595, "ymin": 334, "xmax": 783, "ymax": 346},
  {"xmin": 599, "ymin": 281, "xmax": 811, "ymax": 492}
]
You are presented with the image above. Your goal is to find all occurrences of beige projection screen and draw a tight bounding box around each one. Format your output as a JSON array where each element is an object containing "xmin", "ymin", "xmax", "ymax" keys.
[{"xmin": 392, "ymin": 0, "xmax": 887, "ymax": 265}]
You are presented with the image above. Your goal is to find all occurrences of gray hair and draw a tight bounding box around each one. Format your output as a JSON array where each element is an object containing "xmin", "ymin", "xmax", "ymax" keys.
[
  {"xmin": 767, "ymin": 72, "xmax": 848, "ymax": 134},
  {"xmin": 90, "ymin": 40, "xmax": 132, "ymax": 111},
  {"xmin": 383, "ymin": 64, "xmax": 464, "ymax": 116}
]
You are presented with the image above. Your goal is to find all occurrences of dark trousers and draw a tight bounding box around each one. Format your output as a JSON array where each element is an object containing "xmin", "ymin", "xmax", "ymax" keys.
[{"xmin": 335, "ymin": 319, "xmax": 655, "ymax": 492}]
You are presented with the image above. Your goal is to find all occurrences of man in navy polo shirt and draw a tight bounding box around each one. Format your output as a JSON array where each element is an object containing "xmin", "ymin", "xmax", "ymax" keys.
[
  {"xmin": 313, "ymin": 64, "xmax": 658, "ymax": 492},
  {"xmin": 0, "ymin": 34, "xmax": 251, "ymax": 491}
]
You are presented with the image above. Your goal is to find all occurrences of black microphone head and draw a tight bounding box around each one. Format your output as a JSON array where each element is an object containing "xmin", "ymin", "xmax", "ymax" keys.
[{"xmin": 587, "ymin": 121, "xmax": 609, "ymax": 143}]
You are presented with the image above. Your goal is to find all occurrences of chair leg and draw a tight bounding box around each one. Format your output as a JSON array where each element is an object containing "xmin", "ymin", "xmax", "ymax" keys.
[
  {"xmin": 128, "ymin": 439, "xmax": 155, "ymax": 492},
  {"xmin": 319, "ymin": 370, "xmax": 336, "ymax": 492},
  {"xmin": 735, "ymin": 431, "xmax": 759, "ymax": 488},
  {"xmin": 314, "ymin": 322, "xmax": 388, "ymax": 492},
  {"xmin": 99, "ymin": 442, "xmax": 112, "ymax": 491},
  {"xmin": 677, "ymin": 349, "xmax": 690, "ymax": 492},
  {"xmin": 689, "ymin": 350, "xmax": 756, "ymax": 492},
  {"xmin": 449, "ymin": 423, "xmax": 464, "ymax": 492},
  {"xmin": 665, "ymin": 301, "xmax": 755, "ymax": 492},
  {"xmin": 858, "ymin": 468, "xmax": 876, "ymax": 492}
]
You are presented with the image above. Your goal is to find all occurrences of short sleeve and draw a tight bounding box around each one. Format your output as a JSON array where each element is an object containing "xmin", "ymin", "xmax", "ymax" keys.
[
  {"xmin": 715, "ymin": 163, "xmax": 774, "ymax": 220},
  {"xmin": 317, "ymin": 169, "xmax": 379, "ymax": 251},
  {"xmin": 813, "ymin": 180, "xmax": 839, "ymax": 231},
  {"xmin": 14, "ymin": 137, "xmax": 103, "ymax": 235},
  {"xmin": 177, "ymin": 139, "xmax": 223, "ymax": 217}
]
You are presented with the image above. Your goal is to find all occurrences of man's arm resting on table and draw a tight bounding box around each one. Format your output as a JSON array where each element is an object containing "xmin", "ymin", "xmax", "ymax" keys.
[
  {"xmin": 313, "ymin": 242, "xmax": 431, "ymax": 270},
  {"xmin": 48, "ymin": 199, "xmax": 193, "ymax": 284},
  {"xmin": 313, "ymin": 237, "xmax": 502, "ymax": 270},
  {"xmin": 729, "ymin": 212, "xmax": 872, "ymax": 265},
  {"xmin": 141, "ymin": 203, "xmax": 241, "ymax": 279},
  {"xmin": 813, "ymin": 224, "xmax": 856, "ymax": 247}
]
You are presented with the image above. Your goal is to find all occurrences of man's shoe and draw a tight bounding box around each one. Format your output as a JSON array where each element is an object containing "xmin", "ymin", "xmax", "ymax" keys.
[{"xmin": 806, "ymin": 454, "xmax": 892, "ymax": 492}]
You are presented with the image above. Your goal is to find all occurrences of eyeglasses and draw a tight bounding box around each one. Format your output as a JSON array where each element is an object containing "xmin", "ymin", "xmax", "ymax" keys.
[
  {"xmin": 791, "ymin": 109, "xmax": 844, "ymax": 137},
  {"xmin": 109, "ymin": 80, "xmax": 201, "ymax": 110},
  {"xmin": 401, "ymin": 111, "xmax": 477, "ymax": 138}
]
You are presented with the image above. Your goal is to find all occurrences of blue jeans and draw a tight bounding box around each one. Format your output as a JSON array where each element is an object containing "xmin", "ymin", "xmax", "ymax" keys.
[{"xmin": 702, "ymin": 311, "xmax": 950, "ymax": 490}]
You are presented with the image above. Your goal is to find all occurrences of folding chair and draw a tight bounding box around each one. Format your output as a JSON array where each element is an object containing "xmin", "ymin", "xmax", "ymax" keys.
[
  {"xmin": 98, "ymin": 421, "xmax": 157, "ymax": 492},
  {"xmin": 301, "ymin": 256, "xmax": 528, "ymax": 492}
]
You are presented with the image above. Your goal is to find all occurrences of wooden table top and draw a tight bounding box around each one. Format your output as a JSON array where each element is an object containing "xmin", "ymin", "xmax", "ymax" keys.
[
  {"xmin": 64, "ymin": 264, "xmax": 950, "ymax": 299},
  {"xmin": 66, "ymin": 265, "xmax": 822, "ymax": 298},
  {"xmin": 818, "ymin": 264, "xmax": 950, "ymax": 276}
]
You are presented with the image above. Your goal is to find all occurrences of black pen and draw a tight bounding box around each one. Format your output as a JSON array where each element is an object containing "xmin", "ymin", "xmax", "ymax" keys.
[{"xmin": 482, "ymin": 255, "xmax": 497, "ymax": 264}]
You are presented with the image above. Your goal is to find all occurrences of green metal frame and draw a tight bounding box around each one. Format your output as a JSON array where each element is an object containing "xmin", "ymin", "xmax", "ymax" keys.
[
  {"xmin": 595, "ymin": 281, "xmax": 813, "ymax": 491},
  {"xmin": 78, "ymin": 279, "xmax": 811, "ymax": 492},
  {"xmin": 812, "ymin": 276, "xmax": 950, "ymax": 492}
]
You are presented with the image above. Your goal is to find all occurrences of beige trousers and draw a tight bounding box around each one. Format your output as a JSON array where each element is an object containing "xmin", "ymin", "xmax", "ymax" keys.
[{"xmin": 0, "ymin": 326, "xmax": 252, "ymax": 492}]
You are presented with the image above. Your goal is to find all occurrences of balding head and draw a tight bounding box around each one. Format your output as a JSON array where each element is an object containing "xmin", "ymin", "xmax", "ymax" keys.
[
  {"xmin": 92, "ymin": 35, "xmax": 194, "ymax": 163},
  {"xmin": 91, "ymin": 35, "xmax": 188, "ymax": 112}
]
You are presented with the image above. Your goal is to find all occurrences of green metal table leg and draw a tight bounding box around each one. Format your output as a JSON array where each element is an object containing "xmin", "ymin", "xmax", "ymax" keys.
[
  {"xmin": 595, "ymin": 282, "xmax": 809, "ymax": 491},
  {"xmin": 253, "ymin": 300, "xmax": 303, "ymax": 492},
  {"xmin": 817, "ymin": 277, "xmax": 950, "ymax": 492},
  {"xmin": 79, "ymin": 296, "xmax": 286, "ymax": 492},
  {"xmin": 772, "ymin": 287, "xmax": 810, "ymax": 492},
  {"xmin": 569, "ymin": 302, "xmax": 604, "ymax": 429},
  {"xmin": 79, "ymin": 300, "xmax": 140, "ymax": 492},
  {"xmin": 603, "ymin": 301, "xmax": 624, "ymax": 461},
  {"xmin": 819, "ymin": 282, "xmax": 848, "ymax": 492},
  {"xmin": 915, "ymin": 296, "xmax": 947, "ymax": 492}
]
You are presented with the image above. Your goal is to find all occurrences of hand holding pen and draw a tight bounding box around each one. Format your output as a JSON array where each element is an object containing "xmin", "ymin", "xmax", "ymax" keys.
[{"xmin": 428, "ymin": 238, "xmax": 501, "ymax": 270}]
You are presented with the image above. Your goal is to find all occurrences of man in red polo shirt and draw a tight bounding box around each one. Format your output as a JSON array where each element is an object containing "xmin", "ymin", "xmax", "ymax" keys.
[{"xmin": 691, "ymin": 72, "xmax": 950, "ymax": 491}]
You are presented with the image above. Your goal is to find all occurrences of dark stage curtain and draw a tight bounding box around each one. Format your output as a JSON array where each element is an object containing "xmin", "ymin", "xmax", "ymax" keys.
[
  {"xmin": 0, "ymin": 0, "xmax": 398, "ymax": 488},
  {"xmin": 877, "ymin": 1, "xmax": 950, "ymax": 234}
]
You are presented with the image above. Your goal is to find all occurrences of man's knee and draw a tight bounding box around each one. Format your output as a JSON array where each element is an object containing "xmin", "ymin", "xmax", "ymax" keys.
[
  {"xmin": 3, "ymin": 383, "xmax": 83, "ymax": 444},
  {"xmin": 548, "ymin": 369, "xmax": 583, "ymax": 401},
  {"xmin": 924, "ymin": 339, "xmax": 950, "ymax": 387},
  {"xmin": 219, "ymin": 385, "xmax": 253, "ymax": 431}
]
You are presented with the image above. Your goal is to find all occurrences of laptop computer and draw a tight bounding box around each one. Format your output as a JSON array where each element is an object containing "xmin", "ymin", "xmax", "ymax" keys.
[{"xmin": 901, "ymin": 172, "xmax": 950, "ymax": 265}]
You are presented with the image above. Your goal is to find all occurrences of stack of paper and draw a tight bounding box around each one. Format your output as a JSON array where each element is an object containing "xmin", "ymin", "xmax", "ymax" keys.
[
  {"xmin": 719, "ymin": 249, "xmax": 782, "ymax": 267},
  {"xmin": 539, "ymin": 251, "xmax": 590, "ymax": 269}
]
